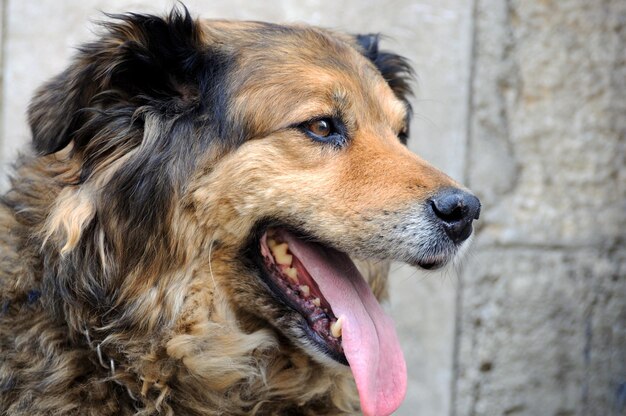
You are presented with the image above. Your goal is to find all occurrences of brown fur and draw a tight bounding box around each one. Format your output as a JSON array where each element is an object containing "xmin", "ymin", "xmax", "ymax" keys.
[{"xmin": 0, "ymin": 8, "xmax": 463, "ymax": 415}]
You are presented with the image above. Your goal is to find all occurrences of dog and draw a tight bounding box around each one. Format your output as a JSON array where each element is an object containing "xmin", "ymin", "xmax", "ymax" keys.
[{"xmin": 0, "ymin": 7, "xmax": 480, "ymax": 416}]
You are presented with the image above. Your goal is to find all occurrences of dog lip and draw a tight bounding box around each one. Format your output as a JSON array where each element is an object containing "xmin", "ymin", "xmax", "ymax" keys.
[
  {"xmin": 261, "ymin": 268, "xmax": 349, "ymax": 366},
  {"xmin": 301, "ymin": 319, "xmax": 349, "ymax": 365},
  {"xmin": 253, "ymin": 251, "xmax": 349, "ymax": 366}
]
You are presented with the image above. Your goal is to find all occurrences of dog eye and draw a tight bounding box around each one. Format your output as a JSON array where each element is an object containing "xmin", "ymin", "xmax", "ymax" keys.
[
  {"xmin": 305, "ymin": 118, "xmax": 333, "ymax": 137},
  {"xmin": 298, "ymin": 117, "xmax": 347, "ymax": 148}
]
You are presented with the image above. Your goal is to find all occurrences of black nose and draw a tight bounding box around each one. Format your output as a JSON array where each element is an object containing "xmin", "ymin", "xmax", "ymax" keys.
[{"xmin": 430, "ymin": 188, "xmax": 481, "ymax": 244}]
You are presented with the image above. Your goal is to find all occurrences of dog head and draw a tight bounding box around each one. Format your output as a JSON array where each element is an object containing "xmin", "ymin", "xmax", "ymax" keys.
[{"xmin": 30, "ymin": 8, "xmax": 480, "ymax": 415}]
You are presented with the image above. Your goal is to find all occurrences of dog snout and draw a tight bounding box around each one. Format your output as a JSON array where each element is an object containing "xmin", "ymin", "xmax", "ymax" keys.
[{"xmin": 429, "ymin": 188, "xmax": 481, "ymax": 244}]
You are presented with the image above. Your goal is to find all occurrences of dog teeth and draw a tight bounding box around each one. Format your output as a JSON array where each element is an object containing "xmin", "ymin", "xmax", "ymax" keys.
[
  {"xmin": 271, "ymin": 243, "xmax": 293, "ymax": 266},
  {"xmin": 285, "ymin": 267, "xmax": 299, "ymax": 282},
  {"xmin": 299, "ymin": 285, "xmax": 310, "ymax": 297},
  {"xmin": 330, "ymin": 316, "xmax": 344, "ymax": 338},
  {"xmin": 312, "ymin": 298, "xmax": 321, "ymax": 307},
  {"xmin": 268, "ymin": 238, "xmax": 278, "ymax": 249}
]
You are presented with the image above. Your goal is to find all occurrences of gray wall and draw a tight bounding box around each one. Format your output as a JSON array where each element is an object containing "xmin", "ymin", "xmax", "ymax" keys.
[
  {"xmin": 0, "ymin": 1, "xmax": 623, "ymax": 415},
  {"xmin": 456, "ymin": 1, "xmax": 626, "ymax": 415}
]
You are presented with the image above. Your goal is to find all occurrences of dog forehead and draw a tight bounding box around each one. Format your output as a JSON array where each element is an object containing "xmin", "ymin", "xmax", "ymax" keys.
[
  {"xmin": 201, "ymin": 19, "xmax": 369, "ymax": 75},
  {"xmin": 200, "ymin": 19, "xmax": 352, "ymax": 49},
  {"xmin": 198, "ymin": 19, "xmax": 406, "ymax": 136}
]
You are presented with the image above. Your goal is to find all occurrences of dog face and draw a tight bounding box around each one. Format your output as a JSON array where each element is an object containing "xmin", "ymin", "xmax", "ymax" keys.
[{"xmin": 29, "ymin": 9, "xmax": 479, "ymax": 415}]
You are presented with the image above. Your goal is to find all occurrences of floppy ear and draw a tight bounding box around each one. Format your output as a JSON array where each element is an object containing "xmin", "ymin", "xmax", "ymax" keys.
[
  {"xmin": 355, "ymin": 34, "xmax": 414, "ymax": 142},
  {"xmin": 355, "ymin": 34, "xmax": 414, "ymax": 103},
  {"xmin": 28, "ymin": 62, "xmax": 98, "ymax": 154},
  {"xmin": 27, "ymin": 7, "xmax": 210, "ymax": 155}
]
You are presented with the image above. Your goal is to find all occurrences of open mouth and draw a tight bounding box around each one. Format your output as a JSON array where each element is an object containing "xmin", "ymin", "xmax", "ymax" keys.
[
  {"xmin": 256, "ymin": 226, "xmax": 407, "ymax": 416},
  {"xmin": 260, "ymin": 229, "xmax": 346, "ymax": 362}
]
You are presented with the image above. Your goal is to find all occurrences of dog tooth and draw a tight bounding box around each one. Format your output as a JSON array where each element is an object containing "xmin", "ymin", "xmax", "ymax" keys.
[
  {"xmin": 285, "ymin": 267, "xmax": 299, "ymax": 282},
  {"xmin": 272, "ymin": 243, "xmax": 293, "ymax": 266},
  {"xmin": 312, "ymin": 298, "xmax": 321, "ymax": 307},
  {"xmin": 299, "ymin": 285, "xmax": 310, "ymax": 297},
  {"xmin": 268, "ymin": 238, "xmax": 278, "ymax": 249},
  {"xmin": 330, "ymin": 316, "xmax": 344, "ymax": 338}
]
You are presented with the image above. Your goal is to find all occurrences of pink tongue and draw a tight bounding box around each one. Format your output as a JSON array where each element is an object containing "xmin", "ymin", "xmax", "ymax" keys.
[{"xmin": 281, "ymin": 232, "xmax": 407, "ymax": 416}]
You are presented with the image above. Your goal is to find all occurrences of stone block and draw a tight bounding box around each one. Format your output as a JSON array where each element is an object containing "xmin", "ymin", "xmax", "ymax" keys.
[
  {"xmin": 468, "ymin": 0, "xmax": 626, "ymax": 247},
  {"xmin": 454, "ymin": 248, "xmax": 626, "ymax": 416}
]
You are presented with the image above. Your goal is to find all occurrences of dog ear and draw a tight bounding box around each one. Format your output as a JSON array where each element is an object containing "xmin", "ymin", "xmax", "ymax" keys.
[
  {"xmin": 28, "ymin": 6, "xmax": 210, "ymax": 155},
  {"xmin": 355, "ymin": 34, "xmax": 414, "ymax": 103},
  {"xmin": 28, "ymin": 62, "xmax": 98, "ymax": 155},
  {"xmin": 355, "ymin": 34, "xmax": 414, "ymax": 142}
]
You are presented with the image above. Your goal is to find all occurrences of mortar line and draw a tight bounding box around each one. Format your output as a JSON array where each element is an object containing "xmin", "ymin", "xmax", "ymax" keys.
[
  {"xmin": 450, "ymin": 0, "xmax": 479, "ymax": 415},
  {"xmin": 474, "ymin": 242, "xmax": 625, "ymax": 252}
]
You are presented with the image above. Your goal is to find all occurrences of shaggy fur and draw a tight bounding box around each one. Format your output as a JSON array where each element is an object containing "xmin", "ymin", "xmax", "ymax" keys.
[{"xmin": 0, "ymin": 7, "xmax": 471, "ymax": 415}]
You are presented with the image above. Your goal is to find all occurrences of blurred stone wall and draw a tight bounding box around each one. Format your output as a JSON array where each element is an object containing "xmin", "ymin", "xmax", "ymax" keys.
[
  {"xmin": 455, "ymin": 1, "xmax": 626, "ymax": 415},
  {"xmin": 0, "ymin": 1, "xmax": 623, "ymax": 415}
]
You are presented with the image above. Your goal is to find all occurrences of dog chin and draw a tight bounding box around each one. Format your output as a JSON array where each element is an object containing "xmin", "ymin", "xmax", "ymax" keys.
[{"xmin": 413, "ymin": 232, "xmax": 474, "ymax": 271}]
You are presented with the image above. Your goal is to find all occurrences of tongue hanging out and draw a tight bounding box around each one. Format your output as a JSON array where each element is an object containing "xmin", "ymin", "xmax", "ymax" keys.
[{"xmin": 261, "ymin": 229, "xmax": 407, "ymax": 416}]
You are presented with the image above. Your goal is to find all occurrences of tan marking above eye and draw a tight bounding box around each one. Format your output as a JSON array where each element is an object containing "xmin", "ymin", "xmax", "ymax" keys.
[{"xmin": 306, "ymin": 119, "xmax": 332, "ymax": 137}]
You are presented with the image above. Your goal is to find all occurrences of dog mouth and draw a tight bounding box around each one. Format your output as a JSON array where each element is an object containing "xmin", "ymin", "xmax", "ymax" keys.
[
  {"xmin": 259, "ymin": 229, "xmax": 346, "ymax": 362},
  {"xmin": 256, "ymin": 227, "xmax": 407, "ymax": 416}
]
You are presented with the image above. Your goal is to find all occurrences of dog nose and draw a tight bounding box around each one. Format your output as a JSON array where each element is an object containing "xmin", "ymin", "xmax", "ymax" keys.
[{"xmin": 430, "ymin": 188, "xmax": 481, "ymax": 244}]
